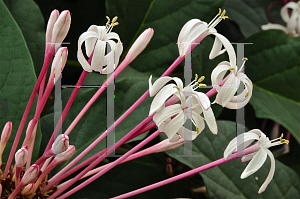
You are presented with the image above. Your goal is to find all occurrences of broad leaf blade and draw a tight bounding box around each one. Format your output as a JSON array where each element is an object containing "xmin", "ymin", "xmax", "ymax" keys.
[{"xmin": 0, "ymin": 1, "xmax": 42, "ymax": 162}]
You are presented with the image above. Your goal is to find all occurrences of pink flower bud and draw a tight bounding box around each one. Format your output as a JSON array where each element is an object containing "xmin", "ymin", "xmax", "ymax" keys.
[
  {"xmin": 21, "ymin": 164, "xmax": 39, "ymax": 185},
  {"xmin": 125, "ymin": 28, "xmax": 154, "ymax": 63},
  {"xmin": 21, "ymin": 183, "xmax": 34, "ymax": 196},
  {"xmin": 51, "ymin": 134, "xmax": 69, "ymax": 154},
  {"xmin": 46, "ymin": 9, "xmax": 59, "ymax": 44},
  {"xmin": 25, "ymin": 120, "xmax": 38, "ymax": 147},
  {"xmin": 50, "ymin": 47, "xmax": 68, "ymax": 84},
  {"xmin": 15, "ymin": 146, "xmax": 28, "ymax": 167},
  {"xmin": 1, "ymin": 121, "xmax": 12, "ymax": 144},
  {"xmin": 54, "ymin": 145, "xmax": 75, "ymax": 164},
  {"xmin": 151, "ymin": 138, "xmax": 185, "ymax": 153},
  {"xmin": 51, "ymin": 10, "xmax": 71, "ymax": 50}
]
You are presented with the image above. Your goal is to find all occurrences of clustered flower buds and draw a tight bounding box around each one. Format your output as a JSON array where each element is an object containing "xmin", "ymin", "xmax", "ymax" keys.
[{"xmin": 51, "ymin": 134, "xmax": 70, "ymax": 155}]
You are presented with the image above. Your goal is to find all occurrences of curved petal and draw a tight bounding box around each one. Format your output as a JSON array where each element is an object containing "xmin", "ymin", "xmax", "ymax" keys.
[
  {"xmin": 105, "ymin": 32, "xmax": 121, "ymax": 42},
  {"xmin": 85, "ymin": 25, "xmax": 99, "ymax": 57},
  {"xmin": 280, "ymin": 2, "xmax": 298, "ymax": 23},
  {"xmin": 90, "ymin": 40, "xmax": 107, "ymax": 73},
  {"xmin": 202, "ymin": 107, "xmax": 217, "ymax": 135},
  {"xmin": 177, "ymin": 19, "xmax": 208, "ymax": 57},
  {"xmin": 241, "ymin": 152, "xmax": 257, "ymax": 162},
  {"xmin": 287, "ymin": 9, "xmax": 298, "ymax": 33},
  {"xmin": 77, "ymin": 31, "xmax": 99, "ymax": 72},
  {"xmin": 214, "ymin": 74, "xmax": 239, "ymax": 107},
  {"xmin": 210, "ymin": 33, "xmax": 236, "ymax": 69},
  {"xmin": 177, "ymin": 126, "xmax": 203, "ymax": 141},
  {"xmin": 149, "ymin": 76, "xmax": 183, "ymax": 97},
  {"xmin": 209, "ymin": 36, "xmax": 227, "ymax": 60},
  {"xmin": 101, "ymin": 40, "xmax": 117, "ymax": 74},
  {"xmin": 191, "ymin": 91, "xmax": 211, "ymax": 111},
  {"xmin": 240, "ymin": 148, "xmax": 267, "ymax": 179},
  {"xmin": 225, "ymin": 73, "xmax": 253, "ymax": 109},
  {"xmin": 97, "ymin": 26, "xmax": 107, "ymax": 40},
  {"xmin": 261, "ymin": 23, "xmax": 288, "ymax": 34},
  {"xmin": 224, "ymin": 132, "xmax": 260, "ymax": 160},
  {"xmin": 258, "ymin": 149, "xmax": 275, "ymax": 194},
  {"xmin": 149, "ymin": 84, "xmax": 178, "ymax": 116},
  {"xmin": 153, "ymin": 104, "xmax": 182, "ymax": 127},
  {"xmin": 211, "ymin": 61, "xmax": 232, "ymax": 92},
  {"xmin": 163, "ymin": 111, "xmax": 185, "ymax": 140}
]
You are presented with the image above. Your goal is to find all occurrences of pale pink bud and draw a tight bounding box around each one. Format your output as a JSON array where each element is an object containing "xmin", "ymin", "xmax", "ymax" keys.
[
  {"xmin": 21, "ymin": 183, "xmax": 34, "ymax": 196},
  {"xmin": 0, "ymin": 183, "xmax": 2, "ymax": 197},
  {"xmin": 15, "ymin": 146, "xmax": 28, "ymax": 167},
  {"xmin": 46, "ymin": 9, "xmax": 59, "ymax": 44},
  {"xmin": 21, "ymin": 164, "xmax": 39, "ymax": 184},
  {"xmin": 50, "ymin": 47, "xmax": 68, "ymax": 84},
  {"xmin": 51, "ymin": 134, "xmax": 69, "ymax": 154},
  {"xmin": 25, "ymin": 120, "xmax": 38, "ymax": 147},
  {"xmin": 125, "ymin": 28, "xmax": 154, "ymax": 63},
  {"xmin": 151, "ymin": 138, "xmax": 185, "ymax": 153},
  {"xmin": 54, "ymin": 145, "xmax": 75, "ymax": 164},
  {"xmin": 1, "ymin": 121, "xmax": 12, "ymax": 144},
  {"xmin": 51, "ymin": 10, "xmax": 71, "ymax": 49}
]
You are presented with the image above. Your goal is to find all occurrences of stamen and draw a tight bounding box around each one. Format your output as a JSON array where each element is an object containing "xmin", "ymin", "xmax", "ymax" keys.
[
  {"xmin": 245, "ymin": 92, "xmax": 249, "ymax": 98},
  {"xmin": 106, "ymin": 16, "xmax": 119, "ymax": 33},
  {"xmin": 280, "ymin": 133, "xmax": 289, "ymax": 145},
  {"xmin": 195, "ymin": 74, "xmax": 198, "ymax": 82},
  {"xmin": 196, "ymin": 126, "xmax": 200, "ymax": 134},
  {"xmin": 173, "ymin": 86, "xmax": 184, "ymax": 103},
  {"xmin": 207, "ymin": 8, "xmax": 222, "ymax": 27}
]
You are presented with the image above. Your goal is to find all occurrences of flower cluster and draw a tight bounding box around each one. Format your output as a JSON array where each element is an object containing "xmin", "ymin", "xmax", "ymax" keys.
[{"xmin": 0, "ymin": 3, "xmax": 292, "ymax": 198}]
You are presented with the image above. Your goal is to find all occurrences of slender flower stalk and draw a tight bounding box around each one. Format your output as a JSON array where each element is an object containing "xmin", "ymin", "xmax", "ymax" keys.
[
  {"xmin": 57, "ymin": 137, "xmax": 185, "ymax": 189},
  {"xmin": 111, "ymin": 143, "xmax": 260, "ymax": 199}
]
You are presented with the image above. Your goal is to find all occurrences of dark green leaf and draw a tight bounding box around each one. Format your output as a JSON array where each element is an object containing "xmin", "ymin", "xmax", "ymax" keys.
[{"xmin": 0, "ymin": 1, "xmax": 42, "ymax": 162}]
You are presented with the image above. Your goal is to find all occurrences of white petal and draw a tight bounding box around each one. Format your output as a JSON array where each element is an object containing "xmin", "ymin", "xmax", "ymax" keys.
[
  {"xmin": 202, "ymin": 107, "xmax": 218, "ymax": 135},
  {"xmin": 149, "ymin": 76, "xmax": 183, "ymax": 97},
  {"xmin": 211, "ymin": 33, "xmax": 236, "ymax": 68},
  {"xmin": 85, "ymin": 25, "xmax": 99, "ymax": 57},
  {"xmin": 211, "ymin": 61, "xmax": 232, "ymax": 92},
  {"xmin": 96, "ymin": 26, "xmax": 107, "ymax": 40},
  {"xmin": 280, "ymin": 2, "xmax": 298, "ymax": 23},
  {"xmin": 209, "ymin": 36, "xmax": 227, "ymax": 59},
  {"xmin": 240, "ymin": 148, "xmax": 267, "ymax": 179},
  {"xmin": 191, "ymin": 91, "xmax": 211, "ymax": 110},
  {"xmin": 177, "ymin": 19, "xmax": 208, "ymax": 57},
  {"xmin": 177, "ymin": 126, "xmax": 202, "ymax": 141},
  {"xmin": 224, "ymin": 132, "xmax": 260, "ymax": 160},
  {"xmin": 77, "ymin": 31, "xmax": 99, "ymax": 72},
  {"xmin": 214, "ymin": 74, "xmax": 239, "ymax": 107},
  {"xmin": 163, "ymin": 111, "xmax": 185, "ymax": 140},
  {"xmin": 225, "ymin": 73, "xmax": 253, "ymax": 109},
  {"xmin": 149, "ymin": 84, "xmax": 178, "ymax": 116},
  {"xmin": 101, "ymin": 40, "xmax": 117, "ymax": 74},
  {"xmin": 261, "ymin": 23, "xmax": 289, "ymax": 34},
  {"xmin": 105, "ymin": 32, "xmax": 121, "ymax": 42},
  {"xmin": 90, "ymin": 40, "xmax": 106, "ymax": 73},
  {"xmin": 241, "ymin": 152, "xmax": 256, "ymax": 162},
  {"xmin": 287, "ymin": 9, "xmax": 298, "ymax": 33},
  {"xmin": 153, "ymin": 104, "xmax": 182, "ymax": 127},
  {"xmin": 258, "ymin": 149, "xmax": 275, "ymax": 194}
]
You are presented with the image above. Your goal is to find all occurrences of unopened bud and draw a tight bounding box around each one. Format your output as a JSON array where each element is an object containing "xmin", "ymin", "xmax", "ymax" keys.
[
  {"xmin": 15, "ymin": 146, "xmax": 28, "ymax": 167},
  {"xmin": 54, "ymin": 145, "xmax": 75, "ymax": 164},
  {"xmin": 151, "ymin": 138, "xmax": 185, "ymax": 153},
  {"xmin": 50, "ymin": 47, "xmax": 68, "ymax": 84},
  {"xmin": 125, "ymin": 28, "xmax": 154, "ymax": 64},
  {"xmin": 25, "ymin": 120, "xmax": 38, "ymax": 148},
  {"xmin": 21, "ymin": 183, "xmax": 34, "ymax": 196},
  {"xmin": 21, "ymin": 164, "xmax": 39, "ymax": 185},
  {"xmin": 51, "ymin": 10, "xmax": 71, "ymax": 50},
  {"xmin": 51, "ymin": 134, "xmax": 69, "ymax": 154},
  {"xmin": 46, "ymin": 9, "xmax": 59, "ymax": 44},
  {"xmin": 1, "ymin": 121, "xmax": 12, "ymax": 144}
]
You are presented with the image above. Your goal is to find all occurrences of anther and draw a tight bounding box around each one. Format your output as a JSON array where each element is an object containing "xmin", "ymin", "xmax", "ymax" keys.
[
  {"xmin": 280, "ymin": 134, "xmax": 289, "ymax": 145},
  {"xmin": 197, "ymin": 76, "xmax": 205, "ymax": 83},
  {"xmin": 195, "ymin": 74, "xmax": 198, "ymax": 82},
  {"xmin": 112, "ymin": 16, "xmax": 118, "ymax": 23},
  {"xmin": 228, "ymin": 67, "xmax": 235, "ymax": 71},
  {"xmin": 218, "ymin": 8, "xmax": 222, "ymax": 16},
  {"xmin": 199, "ymin": 84, "xmax": 207, "ymax": 87},
  {"xmin": 173, "ymin": 86, "xmax": 181, "ymax": 91},
  {"xmin": 196, "ymin": 126, "xmax": 200, "ymax": 134},
  {"xmin": 245, "ymin": 92, "xmax": 249, "ymax": 98}
]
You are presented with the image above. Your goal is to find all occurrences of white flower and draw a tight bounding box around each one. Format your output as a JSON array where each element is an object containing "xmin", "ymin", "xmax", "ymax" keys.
[
  {"xmin": 149, "ymin": 75, "xmax": 217, "ymax": 142},
  {"xmin": 208, "ymin": 32, "xmax": 252, "ymax": 109},
  {"xmin": 78, "ymin": 16, "xmax": 123, "ymax": 74},
  {"xmin": 224, "ymin": 129, "xmax": 289, "ymax": 193},
  {"xmin": 177, "ymin": 8, "xmax": 229, "ymax": 57},
  {"xmin": 262, "ymin": 1, "xmax": 300, "ymax": 37}
]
